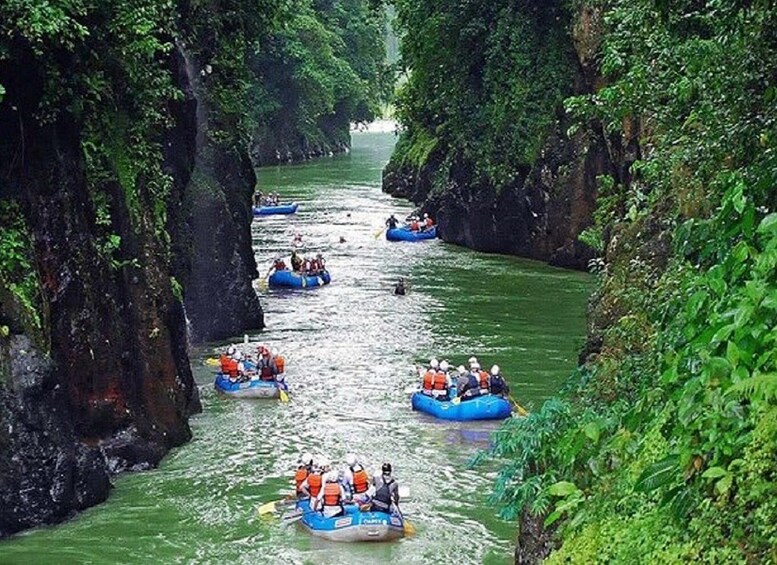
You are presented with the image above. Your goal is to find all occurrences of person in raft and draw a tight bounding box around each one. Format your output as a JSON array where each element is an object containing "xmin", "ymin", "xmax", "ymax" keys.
[
  {"xmin": 290, "ymin": 250, "xmax": 303, "ymax": 272},
  {"xmin": 294, "ymin": 452, "xmax": 315, "ymax": 499},
  {"xmin": 300, "ymin": 456, "xmax": 330, "ymax": 500},
  {"xmin": 394, "ymin": 277, "xmax": 407, "ymax": 295},
  {"xmin": 422, "ymin": 212, "xmax": 434, "ymax": 230},
  {"xmin": 409, "ymin": 216, "xmax": 421, "ymax": 231},
  {"xmin": 489, "ymin": 365, "xmax": 509, "ymax": 398},
  {"xmin": 314, "ymin": 470, "xmax": 348, "ymax": 518},
  {"xmin": 420, "ymin": 358, "xmax": 452, "ymax": 400},
  {"xmin": 370, "ymin": 463, "xmax": 400, "ymax": 515},
  {"xmin": 343, "ymin": 453, "xmax": 371, "ymax": 504},
  {"xmin": 386, "ymin": 214, "xmax": 399, "ymax": 229},
  {"xmin": 255, "ymin": 346, "xmax": 279, "ymax": 382},
  {"xmin": 219, "ymin": 345, "xmax": 252, "ymax": 382}
]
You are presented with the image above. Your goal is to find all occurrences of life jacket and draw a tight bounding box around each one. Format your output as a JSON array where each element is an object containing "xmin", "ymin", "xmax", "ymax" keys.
[
  {"xmin": 323, "ymin": 482, "xmax": 342, "ymax": 507},
  {"xmin": 258, "ymin": 357, "xmax": 274, "ymax": 380},
  {"xmin": 275, "ymin": 355, "xmax": 285, "ymax": 374},
  {"xmin": 295, "ymin": 467, "xmax": 309, "ymax": 492},
  {"xmin": 351, "ymin": 465, "xmax": 369, "ymax": 494},
  {"xmin": 422, "ymin": 370, "xmax": 434, "ymax": 392},
  {"xmin": 425, "ymin": 217, "xmax": 434, "ymax": 227},
  {"xmin": 372, "ymin": 477, "xmax": 394, "ymax": 512},
  {"xmin": 464, "ymin": 374, "xmax": 481, "ymax": 397},
  {"xmin": 490, "ymin": 374, "xmax": 506, "ymax": 395},
  {"xmin": 433, "ymin": 372, "xmax": 448, "ymax": 393},
  {"xmin": 220, "ymin": 355, "xmax": 238, "ymax": 378},
  {"xmin": 410, "ymin": 221, "xmax": 420, "ymax": 231},
  {"xmin": 479, "ymin": 370, "xmax": 489, "ymax": 390},
  {"xmin": 307, "ymin": 472, "xmax": 323, "ymax": 497}
]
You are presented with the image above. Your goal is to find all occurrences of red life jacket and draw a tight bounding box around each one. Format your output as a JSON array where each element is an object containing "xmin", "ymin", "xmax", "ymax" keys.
[
  {"xmin": 259, "ymin": 357, "xmax": 274, "ymax": 381},
  {"xmin": 351, "ymin": 466, "xmax": 369, "ymax": 494},
  {"xmin": 220, "ymin": 355, "xmax": 238, "ymax": 378},
  {"xmin": 433, "ymin": 371, "xmax": 447, "ymax": 390},
  {"xmin": 307, "ymin": 473, "xmax": 323, "ymax": 497},
  {"xmin": 295, "ymin": 467, "xmax": 309, "ymax": 492},
  {"xmin": 422, "ymin": 370, "xmax": 434, "ymax": 391},
  {"xmin": 323, "ymin": 482, "xmax": 341, "ymax": 507},
  {"xmin": 479, "ymin": 370, "xmax": 489, "ymax": 389},
  {"xmin": 425, "ymin": 217, "xmax": 434, "ymax": 227}
]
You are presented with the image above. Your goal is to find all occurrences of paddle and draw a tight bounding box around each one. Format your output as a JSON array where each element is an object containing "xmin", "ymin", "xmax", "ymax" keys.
[
  {"xmin": 509, "ymin": 394, "xmax": 529, "ymax": 416},
  {"xmin": 373, "ymin": 227, "xmax": 386, "ymax": 239},
  {"xmin": 205, "ymin": 357, "xmax": 220, "ymax": 367},
  {"xmin": 258, "ymin": 498, "xmax": 296, "ymax": 516},
  {"xmin": 279, "ymin": 387, "xmax": 289, "ymax": 403}
]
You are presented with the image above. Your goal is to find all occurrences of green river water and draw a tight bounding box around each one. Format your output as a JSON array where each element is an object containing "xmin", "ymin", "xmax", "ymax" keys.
[{"xmin": 0, "ymin": 131, "xmax": 591, "ymax": 565}]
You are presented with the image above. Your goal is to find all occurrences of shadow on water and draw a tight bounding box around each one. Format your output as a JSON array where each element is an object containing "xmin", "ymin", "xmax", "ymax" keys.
[{"xmin": 0, "ymin": 132, "xmax": 592, "ymax": 564}]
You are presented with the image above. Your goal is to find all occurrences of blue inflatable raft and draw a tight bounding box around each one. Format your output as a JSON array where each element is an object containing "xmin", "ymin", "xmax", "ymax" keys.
[
  {"xmin": 386, "ymin": 225, "xmax": 437, "ymax": 242},
  {"xmin": 294, "ymin": 499, "xmax": 404, "ymax": 542},
  {"xmin": 214, "ymin": 374, "xmax": 283, "ymax": 398},
  {"xmin": 268, "ymin": 269, "xmax": 331, "ymax": 289},
  {"xmin": 254, "ymin": 202, "xmax": 299, "ymax": 216},
  {"xmin": 411, "ymin": 392, "xmax": 511, "ymax": 421}
]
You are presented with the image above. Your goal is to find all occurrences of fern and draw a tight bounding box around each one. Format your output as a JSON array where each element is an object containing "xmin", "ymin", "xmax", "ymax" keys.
[
  {"xmin": 634, "ymin": 455, "xmax": 680, "ymax": 493},
  {"xmin": 727, "ymin": 374, "xmax": 777, "ymax": 404}
]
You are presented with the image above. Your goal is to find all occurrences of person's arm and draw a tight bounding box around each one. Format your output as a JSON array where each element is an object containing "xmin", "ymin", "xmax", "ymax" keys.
[{"xmin": 300, "ymin": 478, "xmax": 310, "ymax": 497}]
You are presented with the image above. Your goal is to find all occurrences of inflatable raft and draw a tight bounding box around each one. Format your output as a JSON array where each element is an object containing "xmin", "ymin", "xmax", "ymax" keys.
[
  {"xmin": 268, "ymin": 269, "xmax": 331, "ymax": 289},
  {"xmin": 214, "ymin": 374, "xmax": 283, "ymax": 398},
  {"xmin": 295, "ymin": 499, "xmax": 404, "ymax": 542},
  {"xmin": 386, "ymin": 226, "xmax": 437, "ymax": 242},
  {"xmin": 254, "ymin": 202, "xmax": 299, "ymax": 216},
  {"xmin": 411, "ymin": 392, "xmax": 511, "ymax": 421}
]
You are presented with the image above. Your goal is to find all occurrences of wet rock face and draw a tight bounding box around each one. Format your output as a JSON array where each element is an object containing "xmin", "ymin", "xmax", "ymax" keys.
[{"xmin": 0, "ymin": 336, "xmax": 111, "ymax": 538}]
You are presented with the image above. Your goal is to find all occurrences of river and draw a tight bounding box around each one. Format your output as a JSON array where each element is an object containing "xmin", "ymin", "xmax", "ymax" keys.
[{"xmin": 0, "ymin": 131, "xmax": 591, "ymax": 564}]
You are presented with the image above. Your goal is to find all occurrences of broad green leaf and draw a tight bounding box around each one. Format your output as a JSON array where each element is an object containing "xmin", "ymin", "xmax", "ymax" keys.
[
  {"xmin": 634, "ymin": 455, "xmax": 679, "ymax": 493},
  {"xmin": 670, "ymin": 487, "xmax": 696, "ymax": 521},
  {"xmin": 543, "ymin": 509, "xmax": 563, "ymax": 527},
  {"xmin": 548, "ymin": 481, "xmax": 579, "ymax": 497},
  {"xmin": 726, "ymin": 341, "xmax": 740, "ymax": 367},
  {"xmin": 701, "ymin": 466, "xmax": 727, "ymax": 479},
  {"xmin": 583, "ymin": 421, "xmax": 600, "ymax": 443},
  {"xmin": 757, "ymin": 213, "xmax": 777, "ymax": 235},
  {"xmin": 715, "ymin": 474, "xmax": 733, "ymax": 495}
]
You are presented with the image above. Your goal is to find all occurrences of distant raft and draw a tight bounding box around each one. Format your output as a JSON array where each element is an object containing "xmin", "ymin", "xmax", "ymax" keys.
[
  {"xmin": 254, "ymin": 202, "xmax": 299, "ymax": 216},
  {"xmin": 268, "ymin": 269, "xmax": 331, "ymax": 289},
  {"xmin": 294, "ymin": 499, "xmax": 405, "ymax": 542},
  {"xmin": 411, "ymin": 392, "xmax": 511, "ymax": 421},
  {"xmin": 386, "ymin": 226, "xmax": 437, "ymax": 242},
  {"xmin": 214, "ymin": 374, "xmax": 284, "ymax": 398}
]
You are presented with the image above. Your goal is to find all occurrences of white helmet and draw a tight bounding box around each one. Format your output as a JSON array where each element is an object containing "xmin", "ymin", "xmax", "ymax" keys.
[
  {"xmin": 300, "ymin": 452, "xmax": 313, "ymax": 466},
  {"xmin": 326, "ymin": 470, "xmax": 339, "ymax": 483},
  {"xmin": 457, "ymin": 365, "xmax": 467, "ymax": 375},
  {"xmin": 440, "ymin": 361, "xmax": 450, "ymax": 372},
  {"xmin": 423, "ymin": 213, "xmax": 429, "ymax": 218},
  {"xmin": 271, "ymin": 349, "xmax": 279, "ymax": 357},
  {"xmin": 471, "ymin": 362, "xmax": 481, "ymax": 370},
  {"xmin": 345, "ymin": 453, "xmax": 357, "ymax": 467},
  {"xmin": 318, "ymin": 456, "xmax": 331, "ymax": 470},
  {"xmin": 235, "ymin": 349, "xmax": 244, "ymax": 360},
  {"xmin": 491, "ymin": 365, "xmax": 500, "ymax": 376},
  {"xmin": 226, "ymin": 345, "xmax": 236, "ymax": 356},
  {"xmin": 468, "ymin": 356, "xmax": 478, "ymax": 365},
  {"xmin": 429, "ymin": 358, "xmax": 439, "ymax": 369}
]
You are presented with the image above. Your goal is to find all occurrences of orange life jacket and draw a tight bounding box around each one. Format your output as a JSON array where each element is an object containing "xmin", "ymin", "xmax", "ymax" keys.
[
  {"xmin": 275, "ymin": 355, "xmax": 285, "ymax": 373},
  {"xmin": 295, "ymin": 467, "xmax": 309, "ymax": 492},
  {"xmin": 479, "ymin": 370, "xmax": 489, "ymax": 389},
  {"xmin": 410, "ymin": 221, "xmax": 420, "ymax": 231},
  {"xmin": 351, "ymin": 466, "xmax": 369, "ymax": 494},
  {"xmin": 422, "ymin": 370, "xmax": 434, "ymax": 391},
  {"xmin": 307, "ymin": 473, "xmax": 323, "ymax": 497},
  {"xmin": 433, "ymin": 371, "xmax": 448, "ymax": 390},
  {"xmin": 425, "ymin": 217, "xmax": 434, "ymax": 227},
  {"xmin": 323, "ymin": 482, "xmax": 341, "ymax": 507},
  {"xmin": 220, "ymin": 355, "xmax": 238, "ymax": 378}
]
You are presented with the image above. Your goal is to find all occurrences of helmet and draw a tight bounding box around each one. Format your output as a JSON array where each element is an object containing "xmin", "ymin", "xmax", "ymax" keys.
[
  {"xmin": 271, "ymin": 349, "xmax": 279, "ymax": 357},
  {"xmin": 491, "ymin": 365, "xmax": 500, "ymax": 376},
  {"xmin": 429, "ymin": 358, "xmax": 439, "ymax": 369},
  {"xmin": 262, "ymin": 349, "xmax": 270, "ymax": 358},
  {"xmin": 440, "ymin": 361, "xmax": 449, "ymax": 372},
  {"xmin": 300, "ymin": 452, "xmax": 313, "ymax": 466},
  {"xmin": 345, "ymin": 453, "xmax": 357, "ymax": 467},
  {"xmin": 457, "ymin": 365, "xmax": 467, "ymax": 375},
  {"xmin": 318, "ymin": 456, "xmax": 331, "ymax": 470},
  {"xmin": 326, "ymin": 470, "xmax": 339, "ymax": 483},
  {"xmin": 471, "ymin": 362, "xmax": 480, "ymax": 370},
  {"xmin": 227, "ymin": 345, "xmax": 236, "ymax": 356},
  {"xmin": 423, "ymin": 213, "xmax": 429, "ymax": 218},
  {"xmin": 468, "ymin": 356, "xmax": 478, "ymax": 365},
  {"xmin": 381, "ymin": 462, "xmax": 392, "ymax": 475},
  {"xmin": 235, "ymin": 350, "xmax": 244, "ymax": 360}
]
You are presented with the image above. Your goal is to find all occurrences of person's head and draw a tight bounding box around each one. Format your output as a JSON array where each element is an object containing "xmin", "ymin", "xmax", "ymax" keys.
[
  {"xmin": 300, "ymin": 452, "xmax": 313, "ymax": 466},
  {"xmin": 471, "ymin": 362, "xmax": 480, "ymax": 371},
  {"xmin": 319, "ymin": 456, "xmax": 331, "ymax": 471},
  {"xmin": 423, "ymin": 213, "xmax": 429, "ymax": 219},
  {"xmin": 235, "ymin": 349, "xmax": 244, "ymax": 361},
  {"xmin": 468, "ymin": 356, "xmax": 478, "ymax": 366},
  {"xmin": 345, "ymin": 453, "xmax": 357, "ymax": 467},
  {"xmin": 227, "ymin": 345, "xmax": 236, "ymax": 356},
  {"xmin": 440, "ymin": 360, "xmax": 449, "ymax": 372},
  {"xmin": 429, "ymin": 358, "xmax": 439, "ymax": 370},
  {"xmin": 398, "ymin": 277, "xmax": 404, "ymax": 284},
  {"xmin": 381, "ymin": 462, "xmax": 392, "ymax": 476},
  {"xmin": 491, "ymin": 365, "xmax": 500, "ymax": 376},
  {"xmin": 272, "ymin": 349, "xmax": 279, "ymax": 357},
  {"xmin": 262, "ymin": 348, "xmax": 271, "ymax": 358},
  {"xmin": 457, "ymin": 365, "xmax": 467, "ymax": 376},
  {"xmin": 327, "ymin": 470, "xmax": 340, "ymax": 483}
]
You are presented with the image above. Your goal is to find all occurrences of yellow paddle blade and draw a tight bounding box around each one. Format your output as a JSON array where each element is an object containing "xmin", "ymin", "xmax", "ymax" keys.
[
  {"xmin": 510, "ymin": 395, "xmax": 529, "ymax": 416},
  {"xmin": 373, "ymin": 228, "xmax": 385, "ymax": 239},
  {"xmin": 403, "ymin": 519, "xmax": 416, "ymax": 536},
  {"xmin": 451, "ymin": 396, "xmax": 461, "ymax": 405},
  {"xmin": 205, "ymin": 358, "xmax": 220, "ymax": 366},
  {"xmin": 279, "ymin": 388, "xmax": 289, "ymax": 403},
  {"xmin": 258, "ymin": 501, "xmax": 278, "ymax": 515}
]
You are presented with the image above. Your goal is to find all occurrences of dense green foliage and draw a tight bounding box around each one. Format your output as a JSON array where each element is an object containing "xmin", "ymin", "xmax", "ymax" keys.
[
  {"xmin": 480, "ymin": 1, "xmax": 777, "ymax": 561},
  {"xmin": 390, "ymin": 0, "xmax": 574, "ymax": 189}
]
